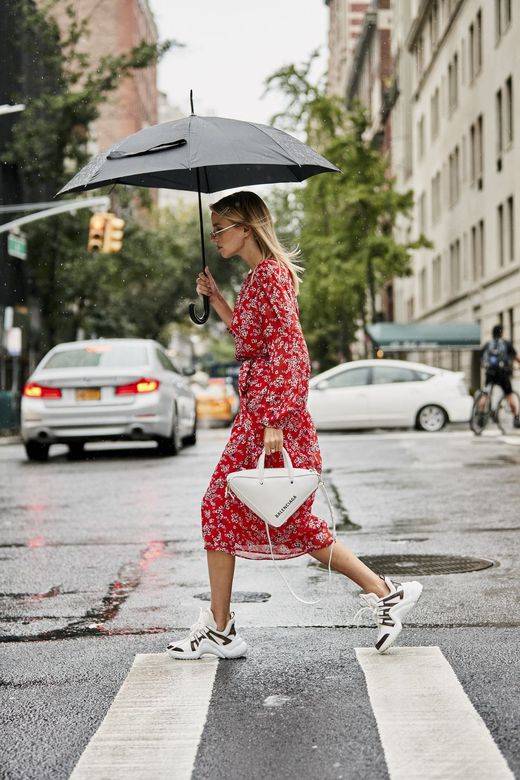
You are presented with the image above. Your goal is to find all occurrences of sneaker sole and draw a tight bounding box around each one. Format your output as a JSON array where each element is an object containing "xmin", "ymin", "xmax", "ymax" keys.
[
  {"xmin": 376, "ymin": 582, "xmax": 423, "ymax": 654},
  {"xmin": 166, "ymin": 638, "xmax": 248, "ymax": 660}
]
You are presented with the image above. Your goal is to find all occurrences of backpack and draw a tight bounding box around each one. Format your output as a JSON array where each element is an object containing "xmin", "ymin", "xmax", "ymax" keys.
[{"xmin": 482, "ymin": 339, "xmax": 511, "ymax": 373}]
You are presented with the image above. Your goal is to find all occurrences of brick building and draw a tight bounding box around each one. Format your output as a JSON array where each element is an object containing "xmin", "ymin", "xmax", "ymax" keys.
[{"xmin": 40, "ymin": 0, "xmax": 159, "ymax": 153}]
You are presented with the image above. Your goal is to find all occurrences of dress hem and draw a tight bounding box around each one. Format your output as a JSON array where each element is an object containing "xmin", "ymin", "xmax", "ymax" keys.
[{"xmin": 203, "ymin": 540, "xmax": 334, "ymax": 561}]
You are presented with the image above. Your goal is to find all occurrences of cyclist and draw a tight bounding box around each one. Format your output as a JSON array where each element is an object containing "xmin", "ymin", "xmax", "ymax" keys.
[{"xmin": 479, "ymin": 324, "xmax": 520, "ymax": 428}]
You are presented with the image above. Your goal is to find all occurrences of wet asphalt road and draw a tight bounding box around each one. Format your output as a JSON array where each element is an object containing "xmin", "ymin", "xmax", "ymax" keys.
[{"xmin": 1, "ymin": 426, "xmax": 519, "ymax": 778}]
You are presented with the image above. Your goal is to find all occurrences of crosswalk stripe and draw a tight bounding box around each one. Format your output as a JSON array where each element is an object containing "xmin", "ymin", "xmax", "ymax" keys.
[
  {"xmin": 70, "ymin": 654, "xmax": 218, "ymax": 780},
  {"xmin": 356, "ymin": 646, "xmax": 514, "ymax": 779}
]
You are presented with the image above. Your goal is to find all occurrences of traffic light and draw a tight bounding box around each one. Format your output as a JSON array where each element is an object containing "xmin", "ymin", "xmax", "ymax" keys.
[
  {"xmin": 102, "ymin": 214, "xmax": 125, "ymax": 254},
  {"xmin": 87, "ymin": 212, "xmax": 108, "ymax": 252}
]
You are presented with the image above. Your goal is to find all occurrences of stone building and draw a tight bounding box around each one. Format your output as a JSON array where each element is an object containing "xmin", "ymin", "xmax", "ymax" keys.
[
  {"xmin": 391, "ymin": 0, "xmax": 519, "ymax": 387},
  {"xmin": 325, "ymin": 0, "xmax": 371, "ymax": 98}
]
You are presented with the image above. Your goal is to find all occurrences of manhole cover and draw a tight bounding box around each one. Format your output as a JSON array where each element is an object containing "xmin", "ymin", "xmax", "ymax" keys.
[
  {"xmin": 194, "ymin": 591, "xmax": 271, "ymax": 603},
  {"xmin": 358, "ymin": 554, "xmax": 495, "ymax": 576}
]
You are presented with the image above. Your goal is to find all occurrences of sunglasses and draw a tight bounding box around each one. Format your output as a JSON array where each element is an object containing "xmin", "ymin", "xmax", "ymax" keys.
[{"xmin": 209, "ymin": 223, "xmax": 242, "ymax": 240}]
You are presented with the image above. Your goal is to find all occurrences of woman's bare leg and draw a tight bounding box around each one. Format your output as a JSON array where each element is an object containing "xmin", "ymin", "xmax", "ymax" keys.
[
  {"xmin": 309, "ymin": 540, "xmax": 391, "ymax": 598},
  {"xmin": 207, "ymin": 550, "xmax": 236, "ymax": 630}
]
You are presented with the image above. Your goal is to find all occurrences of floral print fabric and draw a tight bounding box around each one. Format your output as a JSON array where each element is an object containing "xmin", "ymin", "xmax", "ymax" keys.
[{"xmin": 201, "ymin": 256, "xmax": 334, "ymax": 560}]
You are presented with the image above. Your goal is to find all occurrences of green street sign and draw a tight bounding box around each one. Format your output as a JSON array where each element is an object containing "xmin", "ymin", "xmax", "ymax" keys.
[{"xmin": 7, "ymin": 232, "xmax": 27, "ymax": 260}]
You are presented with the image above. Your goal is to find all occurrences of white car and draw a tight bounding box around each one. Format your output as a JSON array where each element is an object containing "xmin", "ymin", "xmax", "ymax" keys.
[
  {"xmin": 21, "ymin": 338, "xmax": 197, "ymax": 461},
  {"xmin": 307, "ymin": 359, "xmax": 473, "ymax": 432}
]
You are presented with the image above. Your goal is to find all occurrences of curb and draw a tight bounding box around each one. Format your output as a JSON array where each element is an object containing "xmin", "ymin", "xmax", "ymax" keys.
[{"xmin": 0, "ymin": 435, "xmax": 22, "ymax": 446}]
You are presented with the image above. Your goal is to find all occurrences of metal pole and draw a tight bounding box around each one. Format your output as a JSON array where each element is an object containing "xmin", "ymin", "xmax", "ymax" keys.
[{"xmin": 0, "ymin": 197, "xmax": 110, "ymax": 234}]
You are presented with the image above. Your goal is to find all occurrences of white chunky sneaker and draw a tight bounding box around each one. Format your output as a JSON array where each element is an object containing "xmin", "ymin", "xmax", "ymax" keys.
[
  {"xmin": 354, "ymin": 574, "xmax": 423, "ymax": 654},
  {"xmin": 166, "ymin": 607, "xmax": 248, "ymax": 660}
]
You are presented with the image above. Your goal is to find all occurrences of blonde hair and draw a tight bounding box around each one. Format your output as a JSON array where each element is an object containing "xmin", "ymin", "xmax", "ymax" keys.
[{"xmin": 209, "ymin": 190, "xmax": 304, "ymax": 294}]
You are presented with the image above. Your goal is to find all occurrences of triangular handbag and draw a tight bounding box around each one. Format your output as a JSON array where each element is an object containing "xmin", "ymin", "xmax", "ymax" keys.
[
  {"xmin": 226, "ymin": 448, "xmax": 337, "ymax": 605},
  {"xmin": 226, "ymin": 447, "xmax": 320, "ymax": 528}
]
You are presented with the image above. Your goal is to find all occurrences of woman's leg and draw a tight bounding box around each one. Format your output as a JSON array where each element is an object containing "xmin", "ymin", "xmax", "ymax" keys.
[
  {"xmin": 309, "ymin": 540, "xmax": 391, "ymax": 598},
  {"xmin": 207, "ymin": 550, "xmax": 236, "ymax": 630}
]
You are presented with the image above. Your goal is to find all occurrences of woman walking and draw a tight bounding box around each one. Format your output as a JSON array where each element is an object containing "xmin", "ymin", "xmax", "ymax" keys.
[{"xmin": 166, "ymin": 191, "xmax": 422, "ymax": 660}]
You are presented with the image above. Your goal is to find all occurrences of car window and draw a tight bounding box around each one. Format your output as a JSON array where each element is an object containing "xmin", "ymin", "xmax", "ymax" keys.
[
  {"xmin": 156, "ymin": 349, "xmax": 175, "ymax": 372},
  {"xmin": 372, "ymin": 366, "xmax": 418, "ymax": 384},
  {"xmin": 414, "ymin": 370, "xmax": 434, "ymax": 381},
  {"xmin": 42, "ymin": 343, "xmax": 149, "ymax": 369},
  {"xmin": 323, "ymin": 367, "xmax": 371, "ymax": 388}
]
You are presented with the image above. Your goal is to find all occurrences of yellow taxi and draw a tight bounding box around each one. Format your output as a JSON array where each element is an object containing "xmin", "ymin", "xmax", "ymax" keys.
[{"xmin": 195, "ymin": 378, "xmax": 239, "ymax": 426}]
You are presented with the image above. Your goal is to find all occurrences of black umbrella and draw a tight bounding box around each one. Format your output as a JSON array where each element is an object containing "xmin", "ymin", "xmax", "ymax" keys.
[{"xmin": 57, "ymin": 92, "xmax": 340, "ymax": 324}]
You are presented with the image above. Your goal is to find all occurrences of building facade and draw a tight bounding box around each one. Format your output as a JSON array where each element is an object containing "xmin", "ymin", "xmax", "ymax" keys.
[
  {"xmin": 325, "ymin": 0, "xmax": 371, "ymax": 98},
  {"xmin": 41, "ymin": 0, "xmax": 159, "ymax": 153},
  {"xmin": 391, "ymin": 0, "xmax": 519, "ymax": 388}
]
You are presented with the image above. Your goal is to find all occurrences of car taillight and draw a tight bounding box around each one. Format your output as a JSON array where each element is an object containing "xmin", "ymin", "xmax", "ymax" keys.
[
  {"xmin": 23, "ymin": 383, "xmax": 62, "ymax": 399},
  {"xmin": 115, "ymin": 378, "xmax": 160, "ymax": 395}
]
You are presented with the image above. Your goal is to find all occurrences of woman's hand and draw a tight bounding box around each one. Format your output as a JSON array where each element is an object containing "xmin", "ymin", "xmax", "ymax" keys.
[
  {"xmin": 196, "ymin": 266, "xmax": 221, "ymax": 304},
  {"xmin": 264, "ymin": 426, "xmax": 283, "ymax": 455}
]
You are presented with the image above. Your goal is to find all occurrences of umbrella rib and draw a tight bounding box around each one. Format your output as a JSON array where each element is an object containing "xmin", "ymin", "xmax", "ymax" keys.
[{"xmin": 248, "ymin": 122, "xmax": 302, "ymax": 167}]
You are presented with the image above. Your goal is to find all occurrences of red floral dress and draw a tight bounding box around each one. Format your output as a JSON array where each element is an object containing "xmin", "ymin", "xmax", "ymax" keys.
[{"xmin": 201, "ymin": 255, "xmax": 334, "ymax": 560}]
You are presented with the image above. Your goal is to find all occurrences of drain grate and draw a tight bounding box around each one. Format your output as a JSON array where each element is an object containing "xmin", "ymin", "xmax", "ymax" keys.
[
  {"xmin": 358, "ymin": 554, "xmax": 495, "ymax": 576},
  {"xmin": 195, "ymin": 591, "xmax": 271, "ymax": 603}
]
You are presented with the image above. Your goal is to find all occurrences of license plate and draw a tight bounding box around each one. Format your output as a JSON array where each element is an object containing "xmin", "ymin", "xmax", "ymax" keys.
[{"xmin": 76, "ymin": 388, "xmax": 101, "ymax": 401}]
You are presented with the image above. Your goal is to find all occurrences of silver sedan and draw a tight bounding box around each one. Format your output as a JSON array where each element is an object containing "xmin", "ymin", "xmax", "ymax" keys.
[{"xmin": 21, "ymin": 338, "xmax": 197, "ymax": 461}]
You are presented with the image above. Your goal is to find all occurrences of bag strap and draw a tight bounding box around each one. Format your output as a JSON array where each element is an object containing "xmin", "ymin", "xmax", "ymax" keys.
[
  {"xmin": 256, "ymin": 446, "xmax": 294, "ymax": 481},
  {"xmin": 263, "ymin": 477, "xmax": 337, "ymax": 605}
]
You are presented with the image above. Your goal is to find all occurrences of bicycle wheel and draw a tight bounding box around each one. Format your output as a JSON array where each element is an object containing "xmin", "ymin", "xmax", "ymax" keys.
[
  {"xmin": 497, "ymin": 391, "xmax": 520, "ymax": 435},
  {"xmin": 470, "ymin": 390, "xmax": 490, "ymax": 435}
]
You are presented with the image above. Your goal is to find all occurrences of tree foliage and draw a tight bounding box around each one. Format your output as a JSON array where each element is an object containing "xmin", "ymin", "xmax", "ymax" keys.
[{"xmin": 265, "ymin": 53, "xmax": 432, "ymax": 369}]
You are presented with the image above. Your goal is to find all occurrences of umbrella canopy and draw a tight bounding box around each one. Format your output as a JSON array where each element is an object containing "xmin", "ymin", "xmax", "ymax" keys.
[
  {"xmin": 57, "ymin": 103, "xmax": 340, "ymax": 323},
  {"xmin": 57, "ymin": 115, "xmax": 340, "ymax": 196}
]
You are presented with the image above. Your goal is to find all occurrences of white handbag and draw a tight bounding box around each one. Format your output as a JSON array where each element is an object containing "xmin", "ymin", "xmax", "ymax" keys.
[{"xmin": 226, "ymin": 447, "xmax": 337, "ymax": 604}]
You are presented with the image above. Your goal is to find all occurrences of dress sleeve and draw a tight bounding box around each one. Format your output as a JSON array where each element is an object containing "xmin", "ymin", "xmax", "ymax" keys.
[{"xmin": 254, "ymin": 265, "xmax": 309, "ymax": 429}]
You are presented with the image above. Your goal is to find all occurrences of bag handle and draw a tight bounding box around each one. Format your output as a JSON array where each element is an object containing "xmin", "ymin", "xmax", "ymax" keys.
[{"xmin": 256, "ymin": 446, "xmax": 294, "ymax": 482}]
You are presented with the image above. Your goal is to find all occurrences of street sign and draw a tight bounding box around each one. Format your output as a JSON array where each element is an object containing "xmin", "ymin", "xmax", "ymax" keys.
[{"xmin": 7, "ymin": 231, "xmax": 27, "ymax": 260}]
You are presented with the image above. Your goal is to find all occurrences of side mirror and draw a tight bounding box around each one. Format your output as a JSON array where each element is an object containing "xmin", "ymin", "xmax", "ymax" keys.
[
  {"xmin": 313, "ymin": 380, "xmax": 328, "ymax": 391},
  {"xmin": 182, "ymin": 367, "xmax": 196, "ymax": 377}
]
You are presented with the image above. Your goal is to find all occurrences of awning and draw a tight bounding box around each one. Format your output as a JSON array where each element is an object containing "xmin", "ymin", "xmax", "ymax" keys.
[{"xmin": 366, "ymin": 322, "xmax": 481, "ymax": 350}]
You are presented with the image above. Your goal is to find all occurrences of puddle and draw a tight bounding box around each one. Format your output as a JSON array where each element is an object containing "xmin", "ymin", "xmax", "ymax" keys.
[
  {"xmin": 0, "ymin": 540, "xmax": 173, "ymax": 643},
  {"xmin": 321, "ymin": 470, "xmax": 360, "ymax": 531}
]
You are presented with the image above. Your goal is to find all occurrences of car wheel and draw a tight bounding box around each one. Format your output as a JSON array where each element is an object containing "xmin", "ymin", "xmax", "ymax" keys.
[
  {"xmin": 67, "ymin": 442, "xmax": 86, "ymax": 460},
  {"xmin": 416, "ymin": 404, "xmax": 447, "ymax": 432},
  {"xmin": 182, "ymin": 415, "xmax": 197, "ymax": 447},
  {"xmin": 157, "ymin": 409, "xmax": 181, "ymax": 456},
  {"xmin": 25, "ymin": 440, "xmax": 50, "ymax": 462}
]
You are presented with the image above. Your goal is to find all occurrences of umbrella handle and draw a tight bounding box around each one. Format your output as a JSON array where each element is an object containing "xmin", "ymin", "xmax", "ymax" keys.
[{"xmin": 189, "ymin": 295, "xmax": 210, "ymax": 324}]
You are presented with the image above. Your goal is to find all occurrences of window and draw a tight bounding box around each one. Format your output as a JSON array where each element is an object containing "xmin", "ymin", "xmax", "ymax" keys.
[
  {"xmin": 496, "ymin": 88, "xmax": 503, "ymax": 161},
  {"xmin": 470, "ymin": 114, "xmax": 484, "ymax": 188},
  {"xmin": 419, "ymin": 267, "xmax": 427, "ymax": 309},
  {"xmin": 42, "ymin": 343, "xmax": 149, "ymax": 369},
  {"xmin": 419, "ymin": 191, "xmax": 427, "ymax": 233},
  {"xmin": 479, "ymin": 218, "xmax": 485, "ymax": 276},
  {"xmin": 450, "ymin": 239, "xmax": 461, "ymax": 292},
  {"xmin": 469, "ymin": 9, "xmax": 483, "ymax": 81},
  {"xmin": 508, "ymin": 307, "xmax": 514, "ymax": 342},
  {"xmin": 496, "ymin": 0, "xmax": 512, "ymax": 40},
  {"xmin": 372, "ymin": 366, "xmax": 421, "ymax": 385},
  {"xmin": 471, "ymin": 220, "xmax": 485, "ymax": 279},
  {"xmin": 449, "ymin": 146, "xmax": 460, "ymax": 206},
  {"xmin": 433, "ymin": 255, "xmax": 442, "ymax": 301},
  {"xmin": 431, "ymin": 172, "xmax": 441, "ymax": 224},
  {"xmin": 321, "ymin": 367, "xmax": 371, "ymax": 389},
  {"xmin": 156, "ymin": 349, "xmax": 175, "ymax": 372},
  {"xmin": 406, "ymin": 297, "xmax": 415, "ymax": 320},
  {"xmin": 505, "ymin": 76, "xmax": 513, "ymax": 146},
  {"xmin": 448, "ymin": 53, "xmax": 459, "ymax": 113},
  {"xmin": 431, "ymin": 88, "xmax": 440, "ymax": 140},
  {"xmin": 498, "ymin": 202, "xmax": 505, "ymax": 266},
  {"xmin": 417, "ymin": 115, "xmax": 425, "ymax": 159},
  {"xmin": 507, "ymin": 195, "xmax": 515, "ymax": 262}
]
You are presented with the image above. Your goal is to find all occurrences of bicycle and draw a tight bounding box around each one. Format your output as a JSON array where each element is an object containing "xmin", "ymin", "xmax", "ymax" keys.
[{"xmin": 470, "ymin": 380, "xmax": 520, "ymax": 435}]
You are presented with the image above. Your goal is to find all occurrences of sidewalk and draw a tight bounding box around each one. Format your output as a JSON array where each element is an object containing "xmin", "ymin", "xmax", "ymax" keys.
[{"xmin": 0, "ymin": 434, "xmax": 21, "ymax": 445}]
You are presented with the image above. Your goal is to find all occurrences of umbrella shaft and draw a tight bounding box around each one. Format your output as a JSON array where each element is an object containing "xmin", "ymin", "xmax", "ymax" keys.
[{"xmin": 195, "ymin": 167, "xmax": 206, "ymax": 272}]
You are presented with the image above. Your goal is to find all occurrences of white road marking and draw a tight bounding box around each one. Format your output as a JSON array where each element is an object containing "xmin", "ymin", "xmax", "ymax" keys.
[
  {"xmin": 70, "ymin": 654, "xmax": 218, "ymax": 780},
  {"xmin": 356, "ymin": 646, "xmax": 514, "ymax": 779}
]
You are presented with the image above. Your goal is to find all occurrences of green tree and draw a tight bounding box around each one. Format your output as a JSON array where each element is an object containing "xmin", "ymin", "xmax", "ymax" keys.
[
  {"xmin": 265, "ymin": 53, "xmax": 431, "ymax": 369},
  {"xmin": 2, "ymin": 0, "xmax": 179, "ymax": 352}
]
